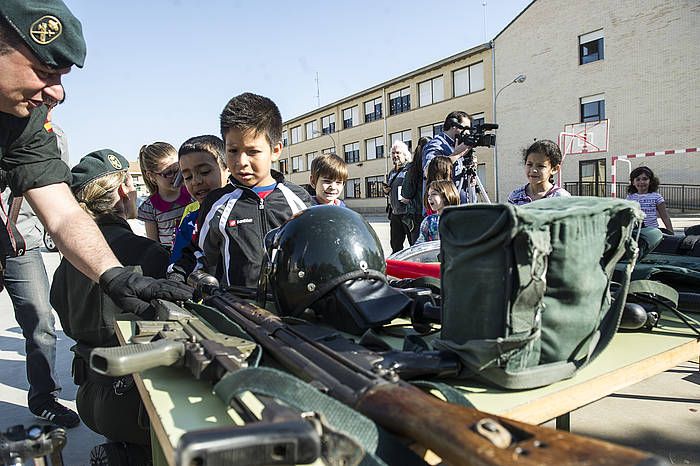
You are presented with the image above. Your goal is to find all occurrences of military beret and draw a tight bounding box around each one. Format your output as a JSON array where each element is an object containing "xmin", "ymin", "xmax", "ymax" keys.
[
  {"xmin": 71, "ymin": 149, "xmax": 129, "ymax": 194},
  {"xmin": 0, "ymin": 0, "xmax": 86, "ymax": 68}
]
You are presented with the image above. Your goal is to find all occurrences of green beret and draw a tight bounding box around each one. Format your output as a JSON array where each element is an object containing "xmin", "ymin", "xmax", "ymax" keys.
[
  {"xmin": 71, "ymin": 149, "xmax": 129, "ymax": 194},
  {"xmin": 0, "ymin": 0, "xmax": 86, "ymax": 68}
]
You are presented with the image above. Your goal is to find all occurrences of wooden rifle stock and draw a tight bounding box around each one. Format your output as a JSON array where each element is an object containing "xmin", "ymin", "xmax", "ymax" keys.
[{"xmin": 204, "ymin": 291, "xmax": 665, "ymax": 466}]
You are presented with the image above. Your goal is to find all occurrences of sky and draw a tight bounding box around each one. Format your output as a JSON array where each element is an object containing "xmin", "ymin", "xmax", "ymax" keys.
[{"xmin": 57, "ymin": 0, "xmax": 532, "ymax": 165}]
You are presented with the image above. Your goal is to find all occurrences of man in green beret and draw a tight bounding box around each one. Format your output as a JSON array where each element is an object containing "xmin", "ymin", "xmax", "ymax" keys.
[{"xmin": 0, "ymin": 0, "xmax": 193, "ymax": 427}]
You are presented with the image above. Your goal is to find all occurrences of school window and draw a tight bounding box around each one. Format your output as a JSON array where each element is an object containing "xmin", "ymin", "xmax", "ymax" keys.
[
  {"xmin": 322, "ymin": 147, "xmax": 335, "ymax": 155},
  {"xmin": 291, "ymin": 155, "xmax": 303, "ymax": 173},
  {"xmin": 291, "ymin": 126, "xmax": 301, "ymax": 144},
  {"xmin": 278, "ymin": 159, "xmax": 289, "ymax": 175},
  {"xmin": 471, "ymin": 113, "xmax": 484, "ymax": 128},
  {"xmin": 579, "ymin": 30, "xmax": 604, "ymax": 65},
  {"xmin": 343, "ymin": 106, "xmax": 359, "ymax": 129},
  {"xmin": 282, "ymin": 130, "xmax": 288, "ymax": 147},
  {"xmin": 365, "ymin": 137, "xmax": 385, "ymax": 160},
  {"xmin": 306, "ymin": 152, "xmax": 317, "ymax": 170},
  {"xmin": 419, "ymin": 123, "xmax": 442, "ymax": 139},
  {"xmin": 364, "ymin": 97, "xmax": 383, "ymax": 122},
  {"xmin": 390, "ymin": 130, "xmax": 412, "ymax": 151},
  {"xmin": 305, "ymin": 121, "xmax": 318, "ymax": 140},
  {"xmin": 366, "ymin": 175, "xmax": 384, "ymax": 198},
  {"xmin": 580, "ymin": 94, "xmax": 605, "ymax": 122},
  {"xmin": 321, "ymin": 114, "xmax": 336, "ymax": 134},
  {"xmin": 418, "ymin": 76, "xmax": 444, "ymax": 107},
  {"xmin": 344, "ymin": 142, "xmax": 360, "ymax": 163},
  {"xmin": 389, "ymin": 88, "xmax": 411, "ymax": 115},
  {"xmin": 453, "ymin": 61, "xmax": 484, "ymax": 97},
  {"xmin": 345, "ymin": 178, "xmax": 361, "ymax": 198}
]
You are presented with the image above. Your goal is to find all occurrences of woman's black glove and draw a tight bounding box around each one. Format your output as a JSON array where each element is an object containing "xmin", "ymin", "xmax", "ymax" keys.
[{"xmin": 99, "ymin": 266, "xmax": 194, "ymax": 315}]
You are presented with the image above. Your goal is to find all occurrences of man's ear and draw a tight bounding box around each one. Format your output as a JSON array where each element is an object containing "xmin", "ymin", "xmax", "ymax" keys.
[
  {"xmin": 271, "ymin": 142, "xmax": 282, "ymax": 162},
  {"xmin": 310, "ymin": 175, "xmax": 316, "ymax": 186}
]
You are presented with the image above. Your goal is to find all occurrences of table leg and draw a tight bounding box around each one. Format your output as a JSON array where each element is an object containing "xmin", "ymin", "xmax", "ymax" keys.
[
  {"xmin": 151, "ymin": 425, "xmax": 169, "ymax": 466},
  {"xmin": 555, "ymin": 412, "xmax": 571, "ymax": 431}
]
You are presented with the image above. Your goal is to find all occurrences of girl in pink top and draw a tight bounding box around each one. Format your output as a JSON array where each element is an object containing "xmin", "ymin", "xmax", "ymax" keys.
[{"xmin": 137, "ymin": 142, "xmax": 192, "ymax": 249}]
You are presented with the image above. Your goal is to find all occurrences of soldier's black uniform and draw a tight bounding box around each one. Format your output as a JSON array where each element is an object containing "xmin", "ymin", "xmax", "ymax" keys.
[
  {"xmin": 0, "ymin": 106, "xmax": 71, "ymax": 195},
  {"xmin": 50, "ymin": 215, "xmax": 169, "ymax": 447}
]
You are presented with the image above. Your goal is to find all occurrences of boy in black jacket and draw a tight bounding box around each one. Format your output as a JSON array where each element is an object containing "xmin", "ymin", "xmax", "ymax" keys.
[{"xmin": 170, "ymin": 93, "xmax": 311, "ymax": 287}]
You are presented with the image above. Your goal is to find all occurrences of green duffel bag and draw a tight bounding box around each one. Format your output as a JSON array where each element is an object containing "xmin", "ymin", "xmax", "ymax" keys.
[{"xmin": 433, "ymin": 197, "xmax": 643, "ymax": 389}]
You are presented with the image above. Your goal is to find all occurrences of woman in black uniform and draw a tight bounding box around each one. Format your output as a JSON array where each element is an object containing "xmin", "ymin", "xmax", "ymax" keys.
[{"xmin": 51, "ymin": 149, "xmax": 169, "ymax": 464}]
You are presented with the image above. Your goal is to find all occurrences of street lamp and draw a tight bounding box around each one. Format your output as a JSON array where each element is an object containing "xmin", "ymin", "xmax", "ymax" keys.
[
  {"xmin": 492, "ymin": 73, "xmax": 526, "ymax": 201},
  {"xmin": 312, "ymin": 130, "xmax": 337, "ymax": 152}
]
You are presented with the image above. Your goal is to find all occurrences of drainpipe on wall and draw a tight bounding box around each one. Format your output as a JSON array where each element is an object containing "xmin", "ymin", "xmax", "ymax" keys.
[
  {"xmin": 491, "ymin": 39, "xmax": 499, "ymax": 201},
  {"xmin": 382, "ymin": 87, "xmax": 389, "ymax": 177}
]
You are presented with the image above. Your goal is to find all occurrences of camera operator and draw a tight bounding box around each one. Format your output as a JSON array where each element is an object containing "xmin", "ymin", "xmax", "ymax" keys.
[{"xmin": 422, "ymin": 111, "xmax": 475, "ymax": 204}]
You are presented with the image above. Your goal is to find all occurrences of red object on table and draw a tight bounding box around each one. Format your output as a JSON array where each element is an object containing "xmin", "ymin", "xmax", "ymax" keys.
[{"xmin": 386, "ymin": 259, "xmax": 440, "ymax": 279}]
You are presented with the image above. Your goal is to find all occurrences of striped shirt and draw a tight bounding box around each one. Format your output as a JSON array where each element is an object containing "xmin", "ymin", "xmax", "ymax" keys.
[
  {"xmin": 507, "ymin": 184, "xmax": 571, "ymax": 206},
  {"xmin": 138, "ymin": 186, "xmax": 192, "ymax": 248},
  {"xmin": 626, "ymin": 192, "xmax": 665, "ymax": 228}
]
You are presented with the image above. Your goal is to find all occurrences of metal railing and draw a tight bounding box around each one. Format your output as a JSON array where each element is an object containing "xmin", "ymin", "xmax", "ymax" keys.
[{"xmin": 563, "ymin": 182, "xmax": 700, "ymax": 212}]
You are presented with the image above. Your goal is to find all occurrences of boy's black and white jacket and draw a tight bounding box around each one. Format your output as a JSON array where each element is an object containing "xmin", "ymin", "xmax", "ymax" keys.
[{"xmin": 169, "ymin": 171, "xmax": 311, "ymax": 287}]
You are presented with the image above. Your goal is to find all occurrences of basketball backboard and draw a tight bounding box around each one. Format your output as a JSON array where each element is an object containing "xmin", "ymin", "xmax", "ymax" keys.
[{"xmin": 562, "ymin": 119, "xmax": 609, "ymax": 154}]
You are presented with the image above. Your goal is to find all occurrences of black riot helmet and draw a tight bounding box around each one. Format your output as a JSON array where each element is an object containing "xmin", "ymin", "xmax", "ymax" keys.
[{"xmin": 263, "ymin": 206, "xmax": 411, "ymax": 334}]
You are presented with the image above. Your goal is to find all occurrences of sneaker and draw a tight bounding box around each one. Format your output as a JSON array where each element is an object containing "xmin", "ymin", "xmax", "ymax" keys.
[
  {"xmin": 30, "ymin": 399, "xmax": 80, "ymax": 429},
  {"xmin": 90, "ymin": 442, "xmax": 151, "ymax": 466}
]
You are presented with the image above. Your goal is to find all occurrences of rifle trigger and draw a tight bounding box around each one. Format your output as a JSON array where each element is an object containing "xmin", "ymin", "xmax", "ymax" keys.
[{"xmin": 474, "ymin": 418, "xmax": 512, "ymax": 449}]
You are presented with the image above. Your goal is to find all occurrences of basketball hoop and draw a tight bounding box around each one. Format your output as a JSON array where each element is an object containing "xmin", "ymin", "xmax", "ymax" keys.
[{"xmin": 557, "ymin": 119, "xmax": 609, "ymax": 186}]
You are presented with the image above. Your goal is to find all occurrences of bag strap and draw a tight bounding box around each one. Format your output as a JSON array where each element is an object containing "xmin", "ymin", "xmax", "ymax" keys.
[
  {"xmin": 410, "ymin": 380, "xmax": 474, "ymax": 407},
  {"xmin": 510, "ymin": 229, "xmax": 551, "ymax": 334},
  {"xmin": 0, "ymin": 194, "xmax": 27, "ymax": 261},
  {"xmin": 214, "ymin": 367, "xmax": 386, "ymax": 466},
  {"xmin": 628, "ymin": 280, "xmax": 700, "ymax": 336}
]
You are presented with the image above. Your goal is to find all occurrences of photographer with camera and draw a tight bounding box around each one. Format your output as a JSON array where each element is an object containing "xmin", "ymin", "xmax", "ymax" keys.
[{"xmin": 422, "ymin": 111, "xmax": 475, "ymax": 204}]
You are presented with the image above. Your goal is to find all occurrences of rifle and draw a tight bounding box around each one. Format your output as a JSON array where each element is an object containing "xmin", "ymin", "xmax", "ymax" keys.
[
  {"xmin": 89, "ymin": 300, "xmax": 351, "ymax": 466},
  {"xmin": 186, "ymin": 273, "xmax": 666, "ymax": 466}
]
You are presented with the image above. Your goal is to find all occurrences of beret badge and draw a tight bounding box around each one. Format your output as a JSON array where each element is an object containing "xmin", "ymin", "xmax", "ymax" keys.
[
  {"xmin": 30, "ymin": 15, "xmax": 62, "ymax": 45},
  {"xmin": 108, "ymin": 154, "xmax": 123, "ymax": 170}
]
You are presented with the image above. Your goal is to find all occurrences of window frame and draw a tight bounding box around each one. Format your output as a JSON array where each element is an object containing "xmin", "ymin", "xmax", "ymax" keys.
[
  {"xmin": 452, "ymin": 61, "xmax": 485, "ymax": 97},
  {"xmin": 364, "ymin": 97, "xmax": 383, "ymax": 122},
  {"xmin": 390, "ymin": 130, "xmax": 412, "ymax": 151},
  {"xmin": 290, "ymin": 126, "xmax": 301, "ymax": 144},
  {"xmin": 579, "ymin": 30, "xmax": 604, "ymax": 65},
  {"xmin": 580, "ymin": 94, "xmax": 606, "ymax": 122},
  {"xmin": 278, "ymin": 158, "xmax": 289, "ymax": 175},
  {"xmin": 365, "ymin": 136, "xmax": 385, "ymax": 161},
  {"xmin": 365, "ymin": 175, "xmax": 385, "ymax": 198},
  {"xmin": 343, "ymin": 142, "xmax": 360, "ymax": 164},
  {"xmin": 321, "ymin": 114, "xmax": 336, "ymax": 134},
  {"xmin": 418, "ymin": 75, "xmax": 444, "ymax": 107},
  {"xmin": 306, "ymin": 151, "xmax": 317, "ymax": 171},
  {"xmin": 291, "ymin": 155, "xmax": 303, "ymax": 173},
  {"xmin": 345, "ymin": 178, "xmax": 361, "ymax": 198},
  {"xmin": 389, "ymin": 87, "xmax": 411, "ymax": 116},
  {"xmin": 342, "ymin": 106, "xmax": 359, "ymax": 129},
  {"xmin": 305, "ymin": 121, "xmax": 318, "ymax": 140}
]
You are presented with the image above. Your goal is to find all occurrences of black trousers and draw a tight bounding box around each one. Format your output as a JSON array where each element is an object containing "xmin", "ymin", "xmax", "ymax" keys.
[
  {"xmin": 77, "ymin": 377, "xmax": 150, "ymax": 447},
  {"xmin": 390, "ymin": 212, "xmax": 414, "ymax": 254}
]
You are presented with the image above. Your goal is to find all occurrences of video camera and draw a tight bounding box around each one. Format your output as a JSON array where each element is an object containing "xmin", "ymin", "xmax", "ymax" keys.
[{"xmin": 456, "ymin": 122, "xmax": 499, "ymax": 148}]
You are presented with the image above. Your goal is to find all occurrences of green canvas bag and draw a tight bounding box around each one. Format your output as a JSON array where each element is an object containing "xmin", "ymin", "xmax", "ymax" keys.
[{"xmin": 433, "ymin": 197, "xmax": 643, "ymax": 389}]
